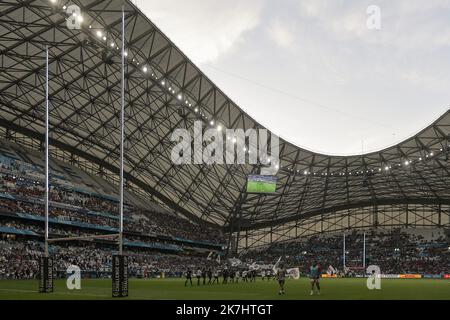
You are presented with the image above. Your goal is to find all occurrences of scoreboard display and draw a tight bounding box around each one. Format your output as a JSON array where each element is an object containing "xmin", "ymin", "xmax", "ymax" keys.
[{"xmin": 246, "ymin": 175, "xmax": 277, "ymax": 194}]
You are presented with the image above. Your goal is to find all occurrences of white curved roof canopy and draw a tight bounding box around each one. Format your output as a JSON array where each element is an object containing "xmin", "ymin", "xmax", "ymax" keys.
[{"xmin": 0, "ymin": 0, "xmax": 449, "ymax": 230}]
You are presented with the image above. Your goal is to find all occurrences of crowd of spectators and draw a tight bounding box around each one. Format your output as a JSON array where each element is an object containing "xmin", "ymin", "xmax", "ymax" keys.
[
  {"xmin": 1, "ymin": 151, "xmax": 449, "ymax": 280},
  {"xmin": 0, "ymin": 160, "xmax": 225, "ymax": 244},
  {"xmin": 241, "ymin": 229, "xmax": 450, "ymax": 275},
  {"xmin": 1, "ymin": 228, "xmax": 449, "ymax": 280},
  {"xmin": 0, "ymin": 239, "xmax": 218, "ymax": 279}
]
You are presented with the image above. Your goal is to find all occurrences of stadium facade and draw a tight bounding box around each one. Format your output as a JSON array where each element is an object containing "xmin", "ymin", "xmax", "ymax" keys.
[{"xmin": 0, "ymin": 0, "xmax": 449, "ymax": 253}]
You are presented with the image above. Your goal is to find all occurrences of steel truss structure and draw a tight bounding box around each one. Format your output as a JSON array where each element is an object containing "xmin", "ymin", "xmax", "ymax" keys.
[
  {"xmin": 240, "ymin": 203, "xmax": 450, "ymax": 250},
  {"xmin": 1, "ymin": 0, "xmax": 449, "ymax": 251}
]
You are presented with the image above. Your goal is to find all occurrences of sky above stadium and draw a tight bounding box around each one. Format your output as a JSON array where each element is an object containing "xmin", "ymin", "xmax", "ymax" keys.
[{"xmin": 133, "ymin": 0, "xmax": 450, "ymax": 155}]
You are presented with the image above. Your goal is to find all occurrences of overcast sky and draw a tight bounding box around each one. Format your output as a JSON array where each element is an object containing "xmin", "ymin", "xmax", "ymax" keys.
[{"xmin": 132, "ymin": 0, "xmax": 450, "ymax": 155}]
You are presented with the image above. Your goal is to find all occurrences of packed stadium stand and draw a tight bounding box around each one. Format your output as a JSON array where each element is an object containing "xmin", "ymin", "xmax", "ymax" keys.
[
  {"xmin": 0, "ymin": 140, "xmax": 225, "ymax": 279},
  {"xmin": 0, "ymin": 0, "xmax": 449, "ymax": 282},
  {"xmin": 240, "ymin": 228, "xmax": 449, "ymax": 276}
]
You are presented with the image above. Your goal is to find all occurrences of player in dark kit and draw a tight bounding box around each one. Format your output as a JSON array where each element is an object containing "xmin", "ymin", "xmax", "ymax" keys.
[
  {"xmin": 185, "ymin": 268, "xmax": 193, "ymax": 287},
  {"xmin": 202, "ymin": 268, "xmax": 207, "ymax": 285},
  {"xmin": 222, "ymin": 269, "xmax": 228, "ymax": 284},
  {"xmin": 207, "ymin": 268, "xmax": 212, "ymax": 284},
  {"xmin": 229, "ymin": 269, "xmax": 235, "ymax": 283},
  {"xmin": 277, "ymin": 264, "xmax": 286, "ymax": 295}
]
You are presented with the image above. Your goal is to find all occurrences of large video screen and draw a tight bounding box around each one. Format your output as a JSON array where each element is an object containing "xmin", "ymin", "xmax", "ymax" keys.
[{"xmin": 246, "ymin": 175, "xmax": 277, "ymax": 194}]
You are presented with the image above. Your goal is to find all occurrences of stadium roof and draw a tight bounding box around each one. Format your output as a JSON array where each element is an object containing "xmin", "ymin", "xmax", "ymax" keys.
[{"xmin": 0, "ymin": 0, "xmax": 449, "ymax": 231}]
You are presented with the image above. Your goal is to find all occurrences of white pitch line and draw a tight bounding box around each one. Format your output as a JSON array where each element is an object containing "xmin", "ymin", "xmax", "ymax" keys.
[{"xmin": 0, "ymin": 288, "xmax": 155, "ymax": 299}]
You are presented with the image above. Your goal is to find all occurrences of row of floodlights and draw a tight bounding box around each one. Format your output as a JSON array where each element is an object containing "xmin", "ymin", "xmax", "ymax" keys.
[
  {"xmin": 51, "ymin": 1, "xmax": 279, "ymax": 160},
  {"xmin": 50, "ymin": 0, "xmax": 210, "ymax": 120},
  {"xmin": 282, "ymin": 145, "xmax": 449, "ymax": 177}
]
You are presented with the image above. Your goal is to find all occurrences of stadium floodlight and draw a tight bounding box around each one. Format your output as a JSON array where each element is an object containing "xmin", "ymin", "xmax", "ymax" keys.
[
  {"xmin": 194, "ymin": 108, "xmax": 198, "ymax": 112},
  {"xmin": 210, "ymin": 120, "xmax": 214, "ymax": 126},
  {"xmin": 96, "ymin": 30, "xmax": 102, "ymax": 37},
  {"xmin": 111, "ymin": 42, "xmax": 115, "ymax": 48},
  {"xmin": 142, "ymin": 66, "xmax": 148, "ymax": 73},
  {"xmin": 177, "ymin": 94, "xmax": 182, "ymax": 100},
  {"xmin": 385, "ymin": 166, "xmax": 389, "ymax": 171},
  {"xmin": 232, "ymin": 137, "xmax": 237, "ymax": 144},
  {"xmin": 430, "ymin": 152, "xmax": 434, "ymax": 156},
  {"xmin": 77, "ymin": 14, "xmax": 83, "ymax": 23},
  {"xmin": 49, "ymin": 0, "xmax": 57, "ymax": 3},
  {"xmin": 217, "ymin": 125, "xmax": 222, "ymax": 131},
  {"xmin": 404, "ymin": 160, "xmax": 409, "ymax": 166}
]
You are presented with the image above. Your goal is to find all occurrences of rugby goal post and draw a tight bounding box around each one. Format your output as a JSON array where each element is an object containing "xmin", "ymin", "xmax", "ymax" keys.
[{"xmin": 39, "ymin": 7, "xmax": 128, "ymax": 297}]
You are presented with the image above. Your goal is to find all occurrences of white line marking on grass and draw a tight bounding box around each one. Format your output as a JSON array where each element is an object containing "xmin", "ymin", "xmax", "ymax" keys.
[{"xmin": 0, "ymin": 288, "xmax": 161, "ymax": 300}]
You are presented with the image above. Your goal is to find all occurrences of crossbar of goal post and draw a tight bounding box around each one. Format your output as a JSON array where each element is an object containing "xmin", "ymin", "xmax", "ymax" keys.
[{"xmin": 47, "ymin": 233, "xmax": 120, "ymax": 243}]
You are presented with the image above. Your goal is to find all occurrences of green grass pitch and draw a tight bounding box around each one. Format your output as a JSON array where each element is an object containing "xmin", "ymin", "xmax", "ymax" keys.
[{"xmin": 0, "ymin": 278, "xmax": 449, "ymax": 300}]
